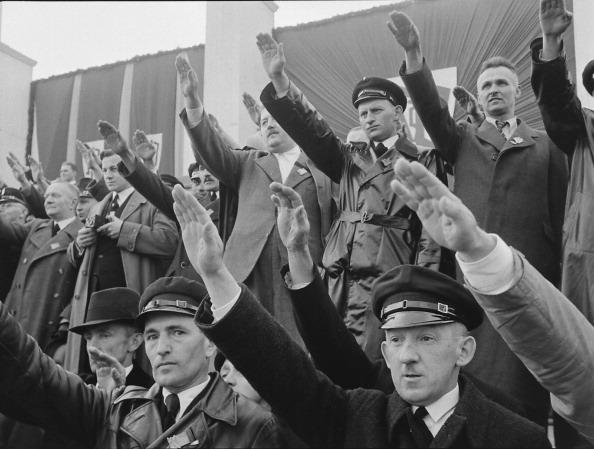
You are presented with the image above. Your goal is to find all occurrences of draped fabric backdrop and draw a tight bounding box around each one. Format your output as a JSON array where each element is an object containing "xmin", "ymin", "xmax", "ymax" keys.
[
  {"xmin": 28, "ymin": 46, "xmax": 204, "ymax": 179},
  {"xmin": 28, "ymin": 0, "xmax": 576, "ymax": 177},
  {"xmin": 274, "ymin": 0, "xmax": 575, "ymax": 141}
]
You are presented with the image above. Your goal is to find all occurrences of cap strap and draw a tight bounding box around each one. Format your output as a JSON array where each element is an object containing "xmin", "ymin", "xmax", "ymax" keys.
[
  {"xmin": 142, "ymin": 299, "xmax": 199, "ymax": 314},
  {"xmin": 382, "ymin": 299, "xmax": 458, "ymax": 321}
]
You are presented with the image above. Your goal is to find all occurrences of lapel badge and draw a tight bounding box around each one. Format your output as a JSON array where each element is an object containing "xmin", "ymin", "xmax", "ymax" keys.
[
  {"xmin": 510, "ymin": 137, "xmax": 524, "ymax": 145},
  {"xmin": 297, "ymin": 168, "xmax": 307, "ymax": 176},
  {"xmin": 167, "ymin": 433, "xmax": 192, "ymax": 448},
  {"xmin": 50, "ymin": 243, "xmax": 60, "ymax": 250}
]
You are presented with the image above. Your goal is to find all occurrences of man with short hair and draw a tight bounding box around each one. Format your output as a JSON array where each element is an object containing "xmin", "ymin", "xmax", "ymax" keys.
[
  {"xmin": 169, "ymin": 183, "xmax": 550, "ymax": 448},
  {"xmin": 75, "ymin": 177, "xmax": 98, "ymax": 222},
  {"xmin": 257, "ymin": 33, "xmax": 440, "ymax": 360},
  {"xmin": 390, "ymin": 11, "xmax": 568, "ymax": 425},
  {"xmin": 175, "ymin": 52, "xmax": 335, "ymax": 347},
  {"xmin": 0, "ymin": 276, "xmax": 283, "ymax": 448},
  {"xmin": 59, "ymin": 161, "xmax": 78, "ymax": 184},
  {"xmin": 69, "ymin": 287, "xmax": 152, "ymax": 388}
]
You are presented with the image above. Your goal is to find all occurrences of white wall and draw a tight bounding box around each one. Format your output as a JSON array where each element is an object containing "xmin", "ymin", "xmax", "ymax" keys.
[
  {"xmin": 0, "ymin": 42, "xmax": 35, "ymax": 187},
  {"xmin": 573, "ymin": 0, "xmax": 594, "ymax": 110}
]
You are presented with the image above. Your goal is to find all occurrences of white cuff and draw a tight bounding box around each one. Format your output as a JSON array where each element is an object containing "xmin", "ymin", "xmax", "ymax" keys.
[
  {"xmin": 211, "ymin": 287, "xmax": 241, "ymax": 322},
  {"xmin": 186, "ymin": 107, "xmax": 204, "ymax": 128},
  {"xmin": 456, "ymin": 234, "xmax": 515, "ymax": 295}
]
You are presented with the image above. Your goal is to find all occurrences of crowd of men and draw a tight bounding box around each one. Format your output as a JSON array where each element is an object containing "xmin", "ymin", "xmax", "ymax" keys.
[{"xmin": 0, "ymin": 0, "xmax": 593, "ymax": 447}]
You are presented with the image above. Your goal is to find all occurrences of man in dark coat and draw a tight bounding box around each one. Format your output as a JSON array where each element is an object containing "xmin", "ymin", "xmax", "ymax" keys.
[
  {"xmin": 256, "ymin": 33, "xmax": 440, "ymax": 362},
  {"xmin": 169, "ymin": 184, "xmax": 550, "ymax": 449},
  {"xmin": 69, "ymin": 287, "xmax": 152, "ymax": 389},
  {"xmin": 530, "ymin": 1, "xmax": 594, "ymax": 446},
  {"xmin": 0, "ymin": 276, "xmax": 283, "ymax": 449},
  {"xmin": 175, "ymin": 52, "xmax": 335, "ymax": 348},
  {"xmin": 388, "ymin": 11, "xmax": 568, "ymax": 426}
]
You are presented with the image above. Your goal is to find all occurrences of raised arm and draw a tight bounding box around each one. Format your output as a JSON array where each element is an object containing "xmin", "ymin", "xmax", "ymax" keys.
[
  {"xmin": 257, "ymin": 33, "xmax": 347, "ymax": 183},
  {"xmin": 175, "ymin": 53, "xmax": 246, "ymax": 189},
  {"xmin": 391, "ymin": 158, "xmax": 594, "ymax": 443},
  {"xmin": 531, "ymin": 0, "xmax": 585, "ymax": 155},
  {"xmin": 172, "ymin": 185, "xmax": 349, "ymax": 447},
  {"xmin": 389, "ymin": 12, "xmax": 464, "ymax": 164},
  {"xmin": 271, "ymin": 182, "xmax": 390, "ymax": 391}
]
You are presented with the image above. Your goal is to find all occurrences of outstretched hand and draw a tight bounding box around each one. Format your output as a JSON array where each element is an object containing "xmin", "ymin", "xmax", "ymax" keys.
[
  {"xmin": 387, "ymin": 11, "xmax": 421, "ymax": 52},
  {"xmin": 270, "ymin": 182, "xmax": 310, "ymax": 251},
  {"xmin": 97, "ymin": 120, "xmax": 129, "ymax": 156},
  {"xmin": 256, "ymin": 33, "xmax": 286, "ymax": 80},
  {"xmin": 6, "ymin": 152, "xmax": 28, "ymax": 185},
  {"xmin": 453, "ymin": 86, "xmax": 484, "ymax": 126},
  {"xmin": 391, "ymin": 159, "xmax": 495, "ymax": 260},
  {"xmin": 175, "ymin": 53, "xmax": 201, "ymax": 109},
  {"xmin": 88, "ymin": 346, "xmax": 126, "ymax": 393},
  {"xmin": 172, "ymin": 184, "xmax": 224, "ymax": 277},
  {"xmin": 540, "ymin": 0, "xmax": 572, "ymax": 37},
  {"xmin": 242, "ymin": 93, "xmax": 262, "ymax": 128}
]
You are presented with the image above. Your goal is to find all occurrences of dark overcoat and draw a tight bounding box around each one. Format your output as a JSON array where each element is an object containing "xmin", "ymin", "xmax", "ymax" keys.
[
  {"xmin": 400, "ymin": 61, "xmax": 568, "ymax": 425},
  {"xmin": 0, "ymin": 216, "xmax": 82, "ymax": 349},
  {"xmin": 531, "ymin": 38, "xmax": 594, "ymax": 326},
  {"xmin": 197, "ymin": 286, "xmax": 550, "ymax": 448}
]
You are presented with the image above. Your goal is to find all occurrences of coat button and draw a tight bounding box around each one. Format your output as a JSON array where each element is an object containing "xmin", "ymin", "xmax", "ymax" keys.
[
  {"xmin": 53, "ymin": 293, "xmax": 59, "ymax": 298},
  {"xmin": 491, "ymin": 153, "xmax": 498, "ymax": 161},
  {"xmin": 180, "ymin": 261, "xmax": 188, "ymax": 269},
  {"xmin": 82, "ymin": 270, "xmax": 87, "ymax": 276},
  {"xmin": 22, "ymin": 258, "xmax": 27, "ymax": 264},
  {"xmin": 98, "ymin": 254, "xmax": 104, "ymax": 259},
  {"xmin": 58, "ymin": 268, "xmax": 64, "ymax": 275},
  {"xmin": 74, "ymin": 294, "xmax": 80, "ymax": 300}
]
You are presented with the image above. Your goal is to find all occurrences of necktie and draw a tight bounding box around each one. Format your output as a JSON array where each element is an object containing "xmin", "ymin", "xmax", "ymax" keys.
[
  {"xmin": 495, "ymin": 120, "xmax": 509, "ymax": 137},
  {"xmin": 375, "ymin": 142, "xmax": 388, "ymax": 158},
  {"xmin": 52, "ymin": 222, "xmax": 60, "ymax": 236},
  {"xmin": 109, "ymin": 195, "xmax": 120, "ymax": 213},
  {"xmin": 163, "ymin": 393, "xmax": 180, "ymax": 430},
  {"xmin": 406, "ymin": 406, "xmax": 433, "ymax": 447}
]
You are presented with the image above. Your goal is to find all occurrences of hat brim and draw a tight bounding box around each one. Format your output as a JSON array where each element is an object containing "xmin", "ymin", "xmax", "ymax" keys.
[
  {"xmin": 380, "ymin": 311, "xmax": 456, "ymax": 330},
  {"xmin": 69, "ymin": 318, "xmax": 137, "ymax": 335}
]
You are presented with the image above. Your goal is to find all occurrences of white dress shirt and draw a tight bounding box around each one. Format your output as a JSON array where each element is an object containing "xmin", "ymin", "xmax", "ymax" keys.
[
  {"xmin": 412, "ymin": 384, "xmax": 460, "ymax": 437},
  {"xmin": 55, "ymin": 216, "xmax": 76, "ymax": 230},
  {"xmin": 457, "ymin": 234, "xmax": 515, "ymax": 295},
  {"xmin": 370, "ymin": 134, "xmax": 399, "ymax": 163},
  {"xmin": 273, "ymin": 146, "xmax": 301, "ymax": 183},
  {"xmin": 485, "ymin": 116, "xmax": 518, "ymax": 141},
  {"xmin": 162, "ymin": 377, "xmax": 211, "ymax": 421},
  {"xmin": 108, "ymin": 187, "xmax": 135, "ymax": 217}
]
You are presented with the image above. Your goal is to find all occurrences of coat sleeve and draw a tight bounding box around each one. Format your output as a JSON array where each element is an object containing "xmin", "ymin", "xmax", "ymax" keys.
[
  {"xmin": 530, "ymin": 38, "xmax": 586, "ymax": 157},
  {"xmin": 468, "ymin": 250, "xmax": 594, "ymax": 444},
  {"xmin": 260, "ymin": 82, "xmax": 348, "ymax": 183},
  {"xmin": 21, "ymin": 185, "xmax": 48, "ymax": 219},
  {"xmin": 0, "ymin": 301, "xmax": 109, "ymax": 446},
  {"xmin": 117, "ymin": 206, "xmax": 179, "ymax": 258},
  {"xmin": 400, "ymin": 60, "xmax": 465, "ymax": 165},
  {"xmin": 197, "ymin": 286, "xmax": 348, "ymax": 448},
  {"xmin": 118, "ymin": 157, "xmax": 177, "ymax": 223},
  {"xmin": 88, "ymin": 177, "xmax": 110, "ymax": 202},
  {"xmin": 180, "ymin": 109, "xmax": 249, "ymax": 191},
  {"xmin": 0, "ymin": 215, "xmax": 33, "ymax": 245},
  {"xmin": 289, "ymin": 270, "xmax": 391, "ymax": 392}
]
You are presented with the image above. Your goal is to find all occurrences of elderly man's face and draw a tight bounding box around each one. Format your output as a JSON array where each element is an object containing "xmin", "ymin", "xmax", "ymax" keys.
[
  {"xmin": 380, "ymin": 323, "xmax": 475, "ymax": 406},
  {"xmin": 144, "ymin": 313, "xmax": 214, "ymax": 394},
  {"xmin": 358, "ymin": 99, "xmax": 402, "ymax": 143},
  {"xmin": 84, "ymin": 323, "xmax": 142, "ymax": 372},
  {"xmin": 44, "ymin": 183, "xmax": 77, "ymax": 221}
]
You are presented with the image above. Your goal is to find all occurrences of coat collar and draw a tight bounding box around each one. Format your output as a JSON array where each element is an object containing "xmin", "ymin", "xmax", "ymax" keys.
[
  {"xmin": 255, "ymin": 153, "xmax": 282, "ymax": 183},
  {"xmin": 28, "ymin": 218, "xmax": 82, "ymax": 263},
  {"xmin": 477, "ymin": 118, "xmax": 537, "ymax": 152},
  {"xmin": 284, "ymin": 152, "xmax": 313, "ymax": 189},
  {"xmin": 357, "ymin": 136, "xmax": 418, "ymax": 186}
]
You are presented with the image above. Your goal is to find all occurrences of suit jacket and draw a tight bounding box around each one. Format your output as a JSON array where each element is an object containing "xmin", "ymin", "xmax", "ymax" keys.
[
  {"xmin": 197, "ymin": 286, "xmax": 550, "ymax": 448},
  {"xmin": 469, "ymin": 249, "xmax": 594, "ymax": 445},
  {"xmin": 180, "ymin": 110, "xmax": 334, "ymax": 283},
  {"xmin": 0, "ymin": 216, "xmax": 82, "ymax": 349},
  {"xmin": 0, "ymin": 305, "xmax": 282, "ymax": 449},
  {"xmin": 531, "ymin": 37, "xmax": 594, "ymax": 326},
  {"xmin": 401, "ymin": 61, "xmax": 568, "ymax": 424},
  {"xmin": 64, "ymin": 190, "xmax": 178, "ymax": 372}
]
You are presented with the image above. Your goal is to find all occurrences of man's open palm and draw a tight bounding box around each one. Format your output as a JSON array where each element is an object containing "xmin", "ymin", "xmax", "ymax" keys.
[
  {"xmin": 256, "ymin": 33, "xmax": 286, "ymax": 79},
  {"xmin": 387, "ymin": 12, "xmax": 420, "ymax": 51},
  {"xmin": 540, "ymin": 0, "xmax": 572, "ymax": 36}
]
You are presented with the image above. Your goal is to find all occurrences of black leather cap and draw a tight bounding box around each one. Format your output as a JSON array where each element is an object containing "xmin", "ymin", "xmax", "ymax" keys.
[
  {"xmin": 352, "ymin": 77, "xmax": 407, "ymax": 110},
  {"xmin": 137, "ymin": 277, "xmax": 209, "ymax": 322}
]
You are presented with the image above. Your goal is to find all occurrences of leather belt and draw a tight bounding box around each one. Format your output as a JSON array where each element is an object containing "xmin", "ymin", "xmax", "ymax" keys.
[{"xmin": 338, "ymin": 211, "xmax": 410, "ymax": 229}]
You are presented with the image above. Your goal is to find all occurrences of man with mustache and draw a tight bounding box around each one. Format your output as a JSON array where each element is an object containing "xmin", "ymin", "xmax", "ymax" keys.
[{"xmin": 389, "ymin": 11, "xmax": 568, "ymax": 427}]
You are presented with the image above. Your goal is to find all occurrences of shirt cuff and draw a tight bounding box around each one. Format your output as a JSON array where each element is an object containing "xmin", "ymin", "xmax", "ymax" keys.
[
  {"xmin": 211, "ymin": 287, "xmax": 241, "ymax": 322},
  {"xmin": 456, "ymin": 234, "xmax": 515, "ymax": 295},
  {"xmin": 186, "ymin": 107, "xmax": 205, "ymax": 128}
]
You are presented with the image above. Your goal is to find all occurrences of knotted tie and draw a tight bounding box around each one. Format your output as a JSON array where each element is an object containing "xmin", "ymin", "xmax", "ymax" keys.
[
  {"xmin": 495, "ymin": 119, "xmax": 509, "ymax": 137},
  {"xmin": 163, "ymin": 393, "xmax": 180, "ymax": 430},
  {"xmin": 374, "ymin": 142, "xmax": 388, "ymax": 158},
  {"xmin": 52, "ymin": 222, "xmax": 60, "ymax": 236},
  {"xmin": 406, "ymin": 406, "xmax": 433, "ymax": 447},
  {"xmin": 109, "ymin": 195, "xmax": 120, "ymax": 213}
]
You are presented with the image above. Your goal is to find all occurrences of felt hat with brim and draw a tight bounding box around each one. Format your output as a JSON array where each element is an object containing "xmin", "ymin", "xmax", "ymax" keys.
[
  {"xmin": 69, "ymin": 287, "xmax": 140, "ymax": 334},
  {"xmin": 372, "ymin": 265, "xmax": 483, "ymax": 331}
]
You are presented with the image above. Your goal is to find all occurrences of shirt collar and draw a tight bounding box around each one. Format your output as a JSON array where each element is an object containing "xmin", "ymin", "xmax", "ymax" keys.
[
  {"xmin": 162, "ymin": 377, "xmax": 211, "ymax": 419},
  {"xmin": 273, "ymin": 145, "xmax": 301, "ymax": 160},
  {"xmin": 413, "ymin": 383, "xmax": 459, "ymax": 423},
  {"xmin": 113, "ymin": 186, "xmax": 135, "ymax": 204},
  {"xmin": 124, "ymin": 364, "xmax": 133, "ymax": 378},
  {"xmin": 485, "ymin": 116, "xmax": 517, "ymax": 129},
  {"xmin": 55, "ymin": 216, "xmax": 76, "ymax": 230},
  {"xmin": 370, "ymin": 134, "xmax": 399, "ymax": 161}
]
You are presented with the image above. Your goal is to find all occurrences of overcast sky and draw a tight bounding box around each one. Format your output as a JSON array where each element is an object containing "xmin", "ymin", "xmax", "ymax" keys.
[{"xmin": 1, "ymin": 1, "xmax": 397, "ymax": 80}]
